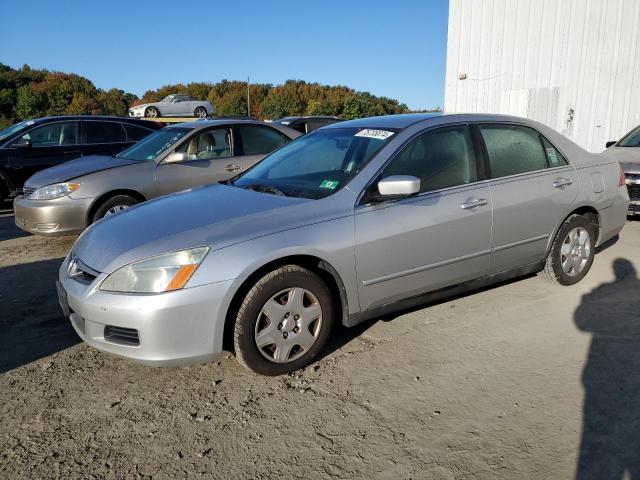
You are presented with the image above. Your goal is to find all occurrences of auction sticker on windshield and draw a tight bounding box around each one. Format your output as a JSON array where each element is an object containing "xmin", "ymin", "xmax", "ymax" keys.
[
  {"xmin": 319, "ymin": 180, "xmax": 340, "ymax": 190},
  {"xmin": 355, "ymin": 129, "xmax": 395, "ymax": 140}
]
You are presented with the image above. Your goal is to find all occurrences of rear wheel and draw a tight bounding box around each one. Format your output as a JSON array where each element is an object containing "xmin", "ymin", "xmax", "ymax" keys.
[
  {"xmin": 233, "ymin": 265, "xmax": 333, "ymax": 375},
  {"xmin": 194, "ymin": 107, "xmax": 207, "ymax": 118},
  {"xmin": 92, "ymin": 195, "xmax": 139, "ymax": 223},
  {"xmin": 145, "ymin": 106, "xmax": 160, "ymax": 118},
  {"xmin": 539, "ymin": 214, "xmax": 595, "ymax": 285}
]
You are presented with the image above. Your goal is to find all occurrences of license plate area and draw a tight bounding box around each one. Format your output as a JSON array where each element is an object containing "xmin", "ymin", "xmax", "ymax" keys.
[{"xmin": 56, "ymin": 281, "xmax": 71, "ymax": 317}]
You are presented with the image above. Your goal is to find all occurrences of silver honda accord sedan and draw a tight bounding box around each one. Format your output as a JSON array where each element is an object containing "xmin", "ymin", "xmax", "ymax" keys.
[{"xmin": 57, "ymin": 113, "xmax": 629, "ymax": 375}]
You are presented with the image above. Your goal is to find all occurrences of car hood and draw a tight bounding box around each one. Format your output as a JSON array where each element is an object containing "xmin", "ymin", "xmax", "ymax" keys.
[
  {"xmin": 130, "ymin": 103, "xmax": 156, "ymax": 110},
  {"xmin": 602, "ymin": 147, "xmax": 640, "ymax": 173},
  {"xmin": 72, "ymin": 184, "xmax": 341, "ymax": 273},
  {"xmin": 25, "ymin": 155, "xmax": 138, "ymax": 188}
]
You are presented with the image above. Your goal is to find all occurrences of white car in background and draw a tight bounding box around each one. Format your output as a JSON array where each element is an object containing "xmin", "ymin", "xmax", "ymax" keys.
[{"xmin": 129, "ymin": 94, "xmax": 214, "ymax": 119}]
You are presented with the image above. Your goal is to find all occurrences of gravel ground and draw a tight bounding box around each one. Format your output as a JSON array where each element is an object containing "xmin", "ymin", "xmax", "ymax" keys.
[{"xmin": 1, "ymin": 207, "xmax": 639, "ymax": 479}]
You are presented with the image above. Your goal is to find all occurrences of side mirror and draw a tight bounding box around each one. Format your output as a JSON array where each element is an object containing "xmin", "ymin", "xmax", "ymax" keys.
[
  {"xmin": 13, "ymin": 139, "xmax": 32, "ymax": 149},
  {"xmin": 165, "ymin": 152, "xmax": 188, "ymax": 164},
  {"xmin": 606, "ymin": 141, "xmax": 616, "ymax": 148},
  {"xmin": 377, "ymin": 175, "xmax": 420, "ymax": 198}
]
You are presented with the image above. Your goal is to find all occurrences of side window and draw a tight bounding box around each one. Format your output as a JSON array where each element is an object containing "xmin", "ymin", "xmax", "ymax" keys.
[
  {"xmin": 540, "ymin": 135, "xmax": 569, "ymax": 167},
  {"xmin": 479, "ymin": 124, "xmax": 548, "ymax": 178},
  {"xmin": 13, "ymin": 121, "xmax": 78, "ymax": 146},
  {"xmin": 176, "ymin": 127, "xmax": 232, "ymax": 160},
  {"xmin": 379, "ymin": 125, "xmax": 477, "ymax": 194},
  {"xmin": 238, "ymin": 125, "xmax": 288, "ymax": 155},
  {"xmin": 124, "ymin": 123, "xmax": 154, "ymax": 141},
  {"xmin": 85, "ymin": 121, "xmax": 126, "ymax": 144}
]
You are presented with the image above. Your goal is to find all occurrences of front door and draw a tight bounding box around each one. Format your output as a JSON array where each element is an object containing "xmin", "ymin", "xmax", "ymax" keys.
[
  {"xmin": 8, "ymin": 120, "xmax": 81, "ymax": 188},
  {"xmin": 154, "ymin": 126, "xmax": 237, "ymax": 195},
  {"xmin": 476, "ymin": 123, "xmax": 579, "ymax": 273},
  {"xmin": 354, "ymin": 125, "xmax": 493, "ymax": 312}
]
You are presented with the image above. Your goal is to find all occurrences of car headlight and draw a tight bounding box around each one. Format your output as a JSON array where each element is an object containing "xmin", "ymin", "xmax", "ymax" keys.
[
  {"xmin": 100, "ymin": 247, "xmax": 209, "ymax": 293},
  {"xmin": 28, "ymin": 182, "xmax": 80, "ymax": 200}
]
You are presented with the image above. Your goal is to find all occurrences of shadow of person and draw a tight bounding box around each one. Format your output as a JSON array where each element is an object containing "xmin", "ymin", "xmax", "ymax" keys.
[{"xmin": 575, "ymin": 258, "xmax": 640, "ymax": 479}]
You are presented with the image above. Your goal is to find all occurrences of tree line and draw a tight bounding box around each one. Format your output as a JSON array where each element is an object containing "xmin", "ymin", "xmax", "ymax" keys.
[{"xmin": 0, "ymin": 63, "xmax": 439, "ymax": 130}]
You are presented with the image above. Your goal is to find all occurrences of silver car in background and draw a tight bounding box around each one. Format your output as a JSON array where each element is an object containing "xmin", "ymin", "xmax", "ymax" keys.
[
  {"xmin": 604, "ymin": 124, "xmax": 640, "ymax": 215},
  {"xmin": 57, "ymin": 113, "xmax": 629, "ymax": 375},
  {"xmin": 128, "ymin": 94, "xmax": 214, "ymax": 118},
  {"xmin": 14, "ymin": 120, "xmax": 300, "ymax": 235}
]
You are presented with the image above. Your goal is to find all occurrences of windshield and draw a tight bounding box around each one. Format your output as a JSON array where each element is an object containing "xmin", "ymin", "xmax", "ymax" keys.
[
  {"xmin": 232, "ymin": 127, "xmax": 396, "ymax": 199},
  {"xmin": 0, "ymin": 120, "xmax": 34, "ymax": 143},
  {"xmin": 116, "ymin": 127, "xmax": 191, "ymax": 161},
  {"xmin": 618, "ymin": 126, "xmax": 640, "ymax": 147}
]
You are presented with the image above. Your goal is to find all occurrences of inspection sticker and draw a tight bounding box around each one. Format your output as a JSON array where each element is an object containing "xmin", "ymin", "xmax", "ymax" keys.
[
  {"xmin": 355, "ymin": 129, "xmax": 395, "ymax": 140},
  {"xmin": 319, "ymin": 180, "xmax": 340, "ymax": 190}
]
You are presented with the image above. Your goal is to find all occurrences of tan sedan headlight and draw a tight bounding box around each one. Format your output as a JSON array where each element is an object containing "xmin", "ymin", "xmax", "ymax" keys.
[
  {"xmin": 100, "ymin": 247, "xmax": 209, "ymax": 293},
  {"xmin": 29, "ymin": 182, "xmax": 80, "ymax": 200}
]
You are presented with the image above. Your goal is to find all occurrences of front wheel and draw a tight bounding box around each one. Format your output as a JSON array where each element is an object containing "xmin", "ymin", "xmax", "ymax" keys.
[
  {"xmin": 539, "ymin": 214, "xmax": 596, "ymax": 285},
  {"xmin": 233, "ymin": 265, "xmax": 334, "ymax": 375},
  {"xmin": 194, "ymin": 107, "xmax": 207, "ymax": 118},
  {"xmin": 92, "ymin": 195, "xmax": 139, "ymax": 223},
  {"xmin": 145, "ymin": 106, "xmax": 160, "ymax": 118}
]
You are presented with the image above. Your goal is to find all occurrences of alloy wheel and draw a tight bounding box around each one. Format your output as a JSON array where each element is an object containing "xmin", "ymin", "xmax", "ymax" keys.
[{"xmin": 560, "ymin": 226, "xmax": 591, "ymax": 276}]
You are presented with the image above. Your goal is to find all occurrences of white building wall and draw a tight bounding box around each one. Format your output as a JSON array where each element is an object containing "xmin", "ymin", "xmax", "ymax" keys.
[{"xmin": 444, "ymin": 0, "xmax": 640, "ymax": 152}]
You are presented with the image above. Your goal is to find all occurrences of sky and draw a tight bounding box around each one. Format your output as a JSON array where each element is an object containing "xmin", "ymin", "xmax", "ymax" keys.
[{"xmin": 0, "ymin": 0, "xmax": 449, "ymax": 110}]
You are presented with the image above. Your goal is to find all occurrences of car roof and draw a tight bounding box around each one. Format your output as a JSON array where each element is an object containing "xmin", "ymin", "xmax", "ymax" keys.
[
  {"xmin": 27, "ymin": 115, "xmax": 162, "ymax": 124},
  {"xmin": 323, "ymin": 112, "xmax": 561, "ymax": 131}
]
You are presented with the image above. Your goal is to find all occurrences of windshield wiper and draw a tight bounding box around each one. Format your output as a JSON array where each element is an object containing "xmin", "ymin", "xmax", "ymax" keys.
[{"xmin": 243, "ymin": 183, "xmax": 288, "ymax": 197}]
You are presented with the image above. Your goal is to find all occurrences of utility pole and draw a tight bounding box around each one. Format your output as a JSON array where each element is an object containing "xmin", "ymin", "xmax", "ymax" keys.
[{"xmin": 247, "ymin": 76, "xmax": 250, "ymax": 117}]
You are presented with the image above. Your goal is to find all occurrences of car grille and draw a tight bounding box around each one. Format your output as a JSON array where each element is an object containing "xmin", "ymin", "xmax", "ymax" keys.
[
  {"xmin": 104, "ymin": 326, "xmax": 140, "ymax": 346},
  {"xmin": 628, "ymin": 183, "xmax": 640, "ymax": 202}
]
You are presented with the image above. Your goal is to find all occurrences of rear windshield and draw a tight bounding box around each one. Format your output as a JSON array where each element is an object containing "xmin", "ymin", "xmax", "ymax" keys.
[
  {"xmin": 116, "ymin": 127, "xmax": 191, "ymax": 161},
  {"xmin": 232, "ymin": 127, "xmax": 396, "ymax": 199}
]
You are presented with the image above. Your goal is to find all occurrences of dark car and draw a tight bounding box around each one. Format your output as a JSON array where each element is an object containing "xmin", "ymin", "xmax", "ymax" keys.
[
  {"xmin": 0, "ymin": 116, "xmax": 163, "ymax": 202},
  {"xmin": 273, "ymin": 116, "xmax": 342, "ymax": 134}
]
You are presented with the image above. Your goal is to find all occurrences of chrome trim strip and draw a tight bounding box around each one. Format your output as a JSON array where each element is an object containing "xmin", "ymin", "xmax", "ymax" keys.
[
  {"xmin": 492, "ymin": 234, "xmax": 549, "ymax": 253},
  {"xmin": 361, "ymin": 249, "xmax": 491, "ymax": 286}
]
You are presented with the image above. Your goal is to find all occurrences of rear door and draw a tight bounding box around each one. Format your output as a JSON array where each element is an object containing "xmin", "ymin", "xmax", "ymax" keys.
[
  {"xmin": 8, "ymin": 120, "xmax": 81, "ymax": 186},
  {"xmin": 154, "ymin": 125, "xmax": 238, "ymax": 195},
  {"xmin": 477, "ymin": 123, "xmax": 578, "ymax": 273},
  {"xmin": 81, "ymin": 120, "xmax": 130, "ymax": 156},
  {"xmin": 235, "ymin": 124, "xmax": 290, "ymax": 171},
  {"xmin": 354, "ymin": 124, "xmax": 493, "ymax": 311}
]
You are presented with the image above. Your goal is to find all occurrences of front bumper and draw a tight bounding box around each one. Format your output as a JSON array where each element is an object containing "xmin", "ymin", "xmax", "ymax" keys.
[
  {"xmin": 58, "ymin": 255, "xmax": 233, "ymax": 366},
  {"xmin": 13, "ymin": 195, "xmax": 92, "ymax": 236}
]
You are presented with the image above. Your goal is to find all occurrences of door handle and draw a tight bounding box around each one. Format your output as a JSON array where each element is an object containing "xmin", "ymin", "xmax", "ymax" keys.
[
  {"xmin": 553, "ymin": 178, "xmax": 573, "ymax": 188},
  {"xmin": 225, "ymin": 164, "xmax": 241, "ymax": 172},
  {"xmin": 461, "ymin": 198, "xmax": 488, "ymax": 210}
]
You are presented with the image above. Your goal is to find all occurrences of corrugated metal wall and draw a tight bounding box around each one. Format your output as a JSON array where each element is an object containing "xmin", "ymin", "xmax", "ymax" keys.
[{"xmin": 444, "ymin": 0, "xmax": 640, "ymax": 152}]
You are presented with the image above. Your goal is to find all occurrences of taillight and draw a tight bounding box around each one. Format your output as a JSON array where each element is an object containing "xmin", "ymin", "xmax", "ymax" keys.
[{"xmin": 619, "ymin": 164, "xmax": 626, "ymax": 186}]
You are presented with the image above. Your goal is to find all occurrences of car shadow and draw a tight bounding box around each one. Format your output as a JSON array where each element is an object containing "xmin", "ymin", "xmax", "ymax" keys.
[
  {"xmin": 0, "ymin": 206, "xmax": 29, "ymax": 241},
  {"xmin": 575, "ymin": 258, "xmax": 640, "ymax": 479},
  {"xmin": 316, "ymin": 273, "xmax": 534, "ymax": 363},
  {"xmin": 0, "ymin": 258, "xmax": 80, "ymax": 373}
]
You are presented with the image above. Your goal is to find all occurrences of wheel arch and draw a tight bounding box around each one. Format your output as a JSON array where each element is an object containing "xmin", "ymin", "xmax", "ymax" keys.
[
  {"xmin": 86, "ymin": 189, "xmax": 147, "ymax": 224},
  {"xmin": 546, "ymin": 204, "xmax": 600, "ymax": 256},
  {"xmin": 222, "ymin": 254, "xmax": 350, "ymax": 352},
  {"xmin": 0, "ymin": 167, "xmax": 13, "ymax": 198}
]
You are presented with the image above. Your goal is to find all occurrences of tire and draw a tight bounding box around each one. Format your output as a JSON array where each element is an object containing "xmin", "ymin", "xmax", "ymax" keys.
[
  {"xmin": 92, "ymin": 195, "xmax": 139, "ymax": 223},
  {"xmin": 145, "ymin": 106, "xmax": 160, "ymax": 118},
  {"xmin": 233, "ymin": 265, "xmax": 334, "ymax": 375},
  {"xmin": 539, "ymin": 214, "xmax": 596, "ymax": 286},
  {"xmin": 194, "ymin": 107, "xmax": 207, "ymax": 118}
]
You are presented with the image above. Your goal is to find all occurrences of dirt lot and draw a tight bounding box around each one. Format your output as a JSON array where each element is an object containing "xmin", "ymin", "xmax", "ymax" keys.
[{"xmin": 0, "ymin": 207, "xmax": 639, "ymax": 480}]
